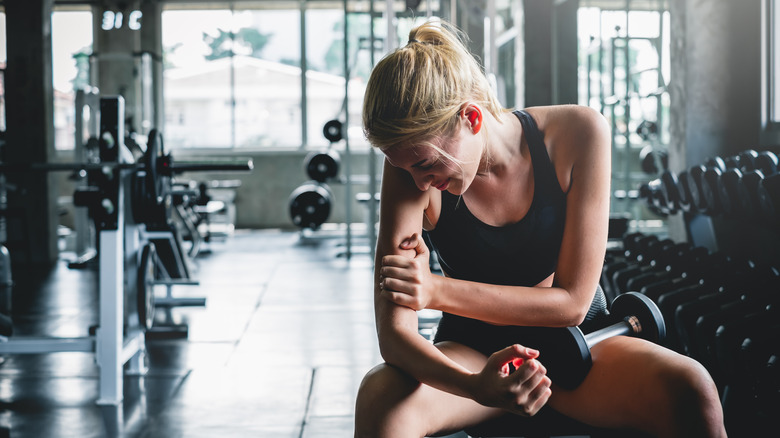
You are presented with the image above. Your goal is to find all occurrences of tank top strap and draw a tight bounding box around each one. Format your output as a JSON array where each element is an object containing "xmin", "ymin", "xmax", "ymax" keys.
[{"xmin": 512, "ymin": 110, "xmax": 563, "ymax": 196}]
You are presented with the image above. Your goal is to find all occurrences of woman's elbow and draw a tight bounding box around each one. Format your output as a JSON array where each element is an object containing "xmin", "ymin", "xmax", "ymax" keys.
[
  {"xmin": 562, "ymin": 292, "xmax": 593, "ymax": 327},
  {"xmin": 376, "ymin": 328, "xmax": 407, "ymax": 366}
]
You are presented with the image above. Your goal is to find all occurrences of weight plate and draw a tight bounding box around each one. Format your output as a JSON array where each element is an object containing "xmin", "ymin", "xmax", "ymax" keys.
[
  {"xmin": 717, "ymin": 168, "xmax": 742, "ymax": 216},
  {"xmin": 610, "ymin": 292, "xmax": 666, "ymax": 344},
  {"xmin": 137, "ymin": 243, "xmax": 157, "ymax": 331},
  {"xmin": 305, "ymin": 150, "xmax": 340, "ymax": 182},
  {"xmin": 323, "ymin": 119, "xmax": 344, "ymax": 143},
  {"xmin": 146, "ymin": 129, "xmax": 171, "ymax": 207},
  {"xmin": 289, "ymin": 182, "xmax": 333, "ymax": 229},
  {"xmin": 737, "ymin": 170, "xmax": 765, "ymax": 217}
]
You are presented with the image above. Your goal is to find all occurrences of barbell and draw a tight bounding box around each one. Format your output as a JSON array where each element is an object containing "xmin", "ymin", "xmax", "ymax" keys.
[
  {"xmin": 0, "ymin": 129, "xmax": 253, "ymax": 189},
  {"xmin": 1, "ymin": 129, "xmax": 253, "ymax": 226}
]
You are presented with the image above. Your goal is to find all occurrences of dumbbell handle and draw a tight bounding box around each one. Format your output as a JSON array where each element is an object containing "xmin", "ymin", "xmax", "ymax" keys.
[{"xmin": 584, "ymin": 316, "xmax": 642, "ymax": 347}]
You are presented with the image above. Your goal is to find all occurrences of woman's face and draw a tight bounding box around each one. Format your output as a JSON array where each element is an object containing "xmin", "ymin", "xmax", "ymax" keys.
[{"xmin": 384, "ymin": 121, "xmax": 483, "ymax": 195}]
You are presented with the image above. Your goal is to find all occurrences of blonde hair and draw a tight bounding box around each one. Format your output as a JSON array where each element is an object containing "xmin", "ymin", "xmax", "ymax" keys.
[{"xmin": 362, "ymin": 19, "xmax": 506, "ymax": 154}]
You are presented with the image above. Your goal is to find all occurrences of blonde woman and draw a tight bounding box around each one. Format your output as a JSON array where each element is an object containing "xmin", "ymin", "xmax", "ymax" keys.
[{"xmin": 355, "ymin": 19, "xmax": 726, "ymax": 438}]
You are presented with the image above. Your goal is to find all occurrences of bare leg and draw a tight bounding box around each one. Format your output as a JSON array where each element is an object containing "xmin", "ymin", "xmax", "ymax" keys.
[
  {"xmin": 354, "ymin": 342, "xmax": 501, "ymax": 438},
  {"xmin": 549, "ymin": 336, "xmax": 727, "ymax": 437}
]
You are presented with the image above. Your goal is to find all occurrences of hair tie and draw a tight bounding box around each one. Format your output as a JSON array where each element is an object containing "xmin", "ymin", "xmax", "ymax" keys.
[{"xmin": 407, "ymin": 38, "xmax": 420, "ymax": 45}]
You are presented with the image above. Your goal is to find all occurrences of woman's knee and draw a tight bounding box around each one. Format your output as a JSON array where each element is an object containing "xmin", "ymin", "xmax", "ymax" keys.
[
  {"xmin": 660, "ymin": 357, "xmax": 725, "ymax": 436},
  {"xmin": 354, "ymin": 363, "xmax": 426, "ymax": 437}
]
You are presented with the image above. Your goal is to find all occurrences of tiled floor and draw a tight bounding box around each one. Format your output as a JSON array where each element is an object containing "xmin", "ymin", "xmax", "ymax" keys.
[{"xmin": 0, "ymin": 229, "xmax": 384, "ymax": 438}]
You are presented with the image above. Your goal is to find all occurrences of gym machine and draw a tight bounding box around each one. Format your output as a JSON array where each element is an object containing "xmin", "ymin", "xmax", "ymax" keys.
[
  {"xmin": 0, "ymin": 97, "xmax": 147, "ymax": 405},
  {"xmin": 0, "ymin": 96, "xmax": 254, "ymax": 404}
]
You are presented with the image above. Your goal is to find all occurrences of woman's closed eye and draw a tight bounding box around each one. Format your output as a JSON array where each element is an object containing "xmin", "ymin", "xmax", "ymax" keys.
[{"xmin": 413, "ymin": 160, "xmax": 436, "ymax": 171}]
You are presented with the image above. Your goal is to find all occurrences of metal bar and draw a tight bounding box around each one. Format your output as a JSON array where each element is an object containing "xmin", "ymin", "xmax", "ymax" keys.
[
  {"xmin": 300, "ymin": 0, "xmax": 308, "ymax": 148},
  {"xmin": 0, "ymin": 336, "xmax": 95, "ymax": 354},
  {"xmin": 343, "ymin": 0, "xmax": 352, "ymax": 260},
  {"xmin": 121, "ymin": 330, "xmax": 146, "ymax": 365},
  {"xmin": 0, "ymin": 162, "xmax": 137, "ymax": 172},
  {"xmin": 153, "ymin": 279, "xmax": 200, "ymax": 286},
  {"xmin": 584, "ymin": 321, "xmax": 630, "ymax": 347},
  {"xmin": 155, "ymin": 297, "xmax": 207, "ymax": 307},
  {"xmin": 96, "ymin": 227, "xmax": 124, "ymax": 406},
  {"xmin": 367, "ymin": 0, "xmax": 378, "ymax": 262},
  {"xmin": 167, "ymin": 159, "xmax": 254, "ymax": 173}
]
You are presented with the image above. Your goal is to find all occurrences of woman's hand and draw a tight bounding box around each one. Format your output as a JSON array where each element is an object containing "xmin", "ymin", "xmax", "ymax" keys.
[
  {"xmin": 471, "ymin": 344, "xmax": 552, "ymax": 416},
  {"xmin": 379, "ymin": 233, "xmax": 438, "ymax": 311}
]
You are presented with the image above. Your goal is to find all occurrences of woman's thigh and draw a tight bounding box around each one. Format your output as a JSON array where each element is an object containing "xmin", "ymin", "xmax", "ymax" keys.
[
  {"xmin": 355, "ymin": 341, "xmax": 504, "ymax": 437},
  {"xmin": 547, "ymin": 336, "xmax": 722, "ymax": 436}
]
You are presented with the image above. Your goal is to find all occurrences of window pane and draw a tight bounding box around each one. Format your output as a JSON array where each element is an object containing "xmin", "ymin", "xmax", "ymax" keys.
[
  {"xmin": 305, "ymin": 8, "xmax": 347, "ymax": 148},
  {"xmin": 773, "ymin": 0, "xmax": 780, "ymax": 121},
  {"xmin": 163, "ymin": 8, "xmax": 302, "ymax": 149},
  {"xmin": 52, "ymin": 10, "xmax": 93, "ymax": 150},
  {"xmin": 1, "ymin": 12, "xmax": 6, "ymax": 133}
]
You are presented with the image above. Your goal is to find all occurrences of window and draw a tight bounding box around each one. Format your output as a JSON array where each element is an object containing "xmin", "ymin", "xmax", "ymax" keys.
[
  {"xmin": 163, "ymin": 7, "xmax": 302, "ymax": 149},
  {"xmin": 51, "ymin": 10, "xmax": 93, "ymax": 150},
  {"xmin": 767, "ymin": 0, "xmax": 780, "ymax": 125},
  {"xmin": 578, "ymin": 4, "xmax": 671, "ymax": 224},
  {"xmin": 0, "ymin": 11, "xmax": 6, "ymax": 133}
]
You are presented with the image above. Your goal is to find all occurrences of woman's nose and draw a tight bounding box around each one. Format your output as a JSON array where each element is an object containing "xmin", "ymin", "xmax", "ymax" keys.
[{"xmin": 414, "ymin": 173, "xmax": 433, "ymax": 191}]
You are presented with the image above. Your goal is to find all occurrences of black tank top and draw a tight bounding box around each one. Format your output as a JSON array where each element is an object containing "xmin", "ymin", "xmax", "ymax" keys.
[
  {"xmin": 426, "ymin": 110, "xmax": 567, "ymax": 287},
  {"xmin": 427, "ymin": 110, "xmax": 609, "ymax": 352}
]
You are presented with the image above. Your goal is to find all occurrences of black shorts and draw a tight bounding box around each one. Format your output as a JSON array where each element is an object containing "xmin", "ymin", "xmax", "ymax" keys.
[{"xmin": 432, "ymin": 285, "xmax": 611, "ymax": 357}]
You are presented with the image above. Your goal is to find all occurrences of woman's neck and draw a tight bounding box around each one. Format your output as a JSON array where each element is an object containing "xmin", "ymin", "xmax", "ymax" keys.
[{"xmin": 478, "ymin": 110, "xmax": 525, "ymax": 178}]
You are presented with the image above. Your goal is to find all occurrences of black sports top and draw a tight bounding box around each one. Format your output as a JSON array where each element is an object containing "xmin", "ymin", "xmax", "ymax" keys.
[
  {"xmin": 426, "ymin": 110, "xmax": 567, "ymax": 287},
  {"xmin": 426, "ymin": 110, "xmax": 609, "ymax": 353}
]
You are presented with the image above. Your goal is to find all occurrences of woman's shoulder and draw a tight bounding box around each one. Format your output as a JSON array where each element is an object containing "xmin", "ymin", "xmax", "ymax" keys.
[
  {"xmin": 521, "ymin": 105, "xmax": 610, "ymax": 192},
  {"xmin": 523, "ymin": 105, "xmax": 607, "ymax": 134}
]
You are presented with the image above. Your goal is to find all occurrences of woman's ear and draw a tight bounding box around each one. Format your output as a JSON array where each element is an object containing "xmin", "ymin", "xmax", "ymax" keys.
[{"xmin": 462, "ymin": 105, "xmax": 483, "ymax": 135}]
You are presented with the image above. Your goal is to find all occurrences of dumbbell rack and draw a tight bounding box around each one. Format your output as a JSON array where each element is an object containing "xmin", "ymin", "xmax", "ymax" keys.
[
  {"xmin": 602, "ymin": 231, "xmax": 779, "ymax": 432},
  {"xmin": 0, "ymin": 97, "xmax": 147, "ymax": 405}
]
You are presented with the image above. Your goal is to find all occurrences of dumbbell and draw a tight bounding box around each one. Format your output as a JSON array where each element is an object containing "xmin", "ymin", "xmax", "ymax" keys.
[
  {"xmin": 686, "ymin": 153, "xmax": 742, "ymax": 215},
  {"xmin": 736, "ymin": 151, "xmax": 778, "ymax": 218},
  {"xmin": 658, "ymin": 170, "xmax": 683, "ymax": 213},
  {"xmin": 686, "ymin": 150, "xmax": 767, "ymax": 216},
  {"xmin": 639, "ymin": 179, "xmax": 672, "ymax": 216},
  {"xmin": 675, "ymin": 169, "xmax": 694, "ymax": 213},
  {"xmin": 611, "ymin": 238, "xmax": 678, "ymax": 295},
  {"xmin": 529, "ymin": 292, "xmax": 666, "ymax": 390},
  {"xmin": 625, "ymin": 243, "xmax": 707, "ymax": 296},
  {"xmin": 758, "ymin": 172, "xmax": 780, "ymax": 221},
  {"xmin": 720, "ymin": 151, "xmax": 779, "ymax": 218}
]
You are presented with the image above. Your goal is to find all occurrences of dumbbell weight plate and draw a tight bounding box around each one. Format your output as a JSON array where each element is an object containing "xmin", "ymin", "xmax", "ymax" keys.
[
  {"xmin": 686, "ymin": 165, "xmax": 707, "ymax": 212},
  {"xmin": 754, "ymin": 151, "xmax": 778, "ymax": 175},
  {"xmin": 717, "ymin": 168, "xmax": 743, "ymax": 216},
  {"xmin": 609, "ymin": 292, "xmax": 666, "ymax": 344},
  {"xmin": 700, "ymin": 167, "xmax": 723, "ymax": 215},
  {"xmin": 676, "ymin": 170, "xmax": 693, "ymax": 212},
  {"xmin": 511, "ymin": 326, "xmax": 593, "ymax": 391},
  {"xmin": 757, "ymin": 173, "xmax": 780, "ymax": 220},
  {"xmin": 660, "ymin": 171, "xmax": 681, "ymax": 212},
  {"xmin": 737, "ymin": 149, "xmax": 759, "ymax": 172},
  {"xmin": 736, "ymin": 169, "xmax": 765, "ymax": 218}
]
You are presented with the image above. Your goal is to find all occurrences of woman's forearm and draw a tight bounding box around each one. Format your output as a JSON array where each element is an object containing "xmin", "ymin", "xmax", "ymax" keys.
[
  {"xmin": 375, "ymin": 299, "xmax": 479, "ymax": 399},
  {"xmin": 430, "ymin": 275, "xmax": 590, "ymax": 327}
]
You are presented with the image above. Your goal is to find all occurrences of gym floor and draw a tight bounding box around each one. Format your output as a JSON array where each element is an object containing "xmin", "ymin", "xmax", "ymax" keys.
[{"xmin": 0, "ymin": 229, "xmax": 386, "ymax": 438}]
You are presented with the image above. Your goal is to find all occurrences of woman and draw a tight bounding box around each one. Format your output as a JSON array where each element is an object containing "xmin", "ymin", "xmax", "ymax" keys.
[{"xmin": 355, "ymin": 19, "xmax": 726, "ymax": 438}]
